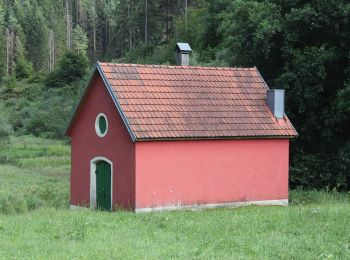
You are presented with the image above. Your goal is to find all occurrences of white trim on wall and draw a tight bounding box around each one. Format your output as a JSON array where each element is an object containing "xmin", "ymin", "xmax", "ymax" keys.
[
  {"xmin": 95, "ymin": 113, "xmax": 108, "ymax": 137},
  {"xmin": 70, "ymin": 205, "xmax": 88, "ymax": 210},
  {"xmin": 90, "ymin": 156, "xmax": 113, "ymax": 210},
  {"xmin": 135, "ymin": 199, "xmax": 288, "ymax": 213}
]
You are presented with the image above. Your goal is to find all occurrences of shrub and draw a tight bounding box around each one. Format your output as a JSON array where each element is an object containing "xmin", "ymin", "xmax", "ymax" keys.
[
  {"xmin": 0, "ymin": 115, "xmax": 13, "ymax": 143},
  {"xmin": 28, "ymin": 70, "xmax": 46, "ymax": 83},
  {"xmin": 5, "ymin": 76, "xmax": 16, "ymax": 92},
  {"xmin": 45, "ymin": 51, "xmax": 88, "ymax": 88},
  {"xmin": 15, "ymin": 59, "xmax": 33, "ymax": 79},
  {"xmin": 7, "ymin": 80, "xmax": 86, "ymax": 138}
]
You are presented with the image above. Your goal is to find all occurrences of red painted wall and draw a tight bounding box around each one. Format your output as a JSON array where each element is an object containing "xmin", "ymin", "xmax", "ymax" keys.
[
  {"xmin": 69, "ymin": 73, "xmax": 135, "ymax": 210},
  {"xmin": 135, "ymin": 139, "xmax": 289, "ymax": 209}
]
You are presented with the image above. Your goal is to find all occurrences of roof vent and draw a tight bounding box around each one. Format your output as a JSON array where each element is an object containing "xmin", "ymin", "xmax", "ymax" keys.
[
  {"xmin": 175, "ymin": 42, "xmax": 192, "ymax": 66},
  {"xmin": 267, "ymin": 89, "xmax": 285, "ymax": 119}
]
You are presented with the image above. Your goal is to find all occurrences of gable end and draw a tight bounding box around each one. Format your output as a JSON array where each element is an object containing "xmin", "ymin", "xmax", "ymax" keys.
[
  {"xmin": 96, "ymin": 63, "xmax": 136, "ymax": 141},
  {"xmin": 65, "ymin": 63, "xmax": 137, "ymax": 142}
]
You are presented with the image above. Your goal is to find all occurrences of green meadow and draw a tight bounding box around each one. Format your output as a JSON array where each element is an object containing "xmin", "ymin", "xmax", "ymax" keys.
[{"xmin": 0, "ymin": 136, "xmax": 349, "ymax": 259}]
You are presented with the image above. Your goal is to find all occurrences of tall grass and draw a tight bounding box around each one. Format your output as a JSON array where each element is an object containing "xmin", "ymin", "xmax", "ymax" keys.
[
  {"xmin": 0, "ymin": 199, "xmax": 349, "ymax": 259},
  {"xmin": 0, "ymin": 136, "xmax": 70, "ymax": 214}
]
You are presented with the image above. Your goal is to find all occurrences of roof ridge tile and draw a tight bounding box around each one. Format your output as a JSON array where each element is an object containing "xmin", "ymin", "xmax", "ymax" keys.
[{"xmin": 100, "ymin": 61, "xmax": 259, "ymax": 71}]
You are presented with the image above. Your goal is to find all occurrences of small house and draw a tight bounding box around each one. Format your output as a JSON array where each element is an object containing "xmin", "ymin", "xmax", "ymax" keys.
[{"xmin": 65, "ymin": 43, "xmax": 298, "ymax": 212}]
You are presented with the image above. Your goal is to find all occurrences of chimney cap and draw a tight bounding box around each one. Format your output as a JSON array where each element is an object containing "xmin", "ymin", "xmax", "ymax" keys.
[
  {"xmin": 175, "ymin": 42, "xmax": 192, "ymax": 53},
  {"xmin": 266, "ymin": 89, "xmax": 285, "ymax": 119}
]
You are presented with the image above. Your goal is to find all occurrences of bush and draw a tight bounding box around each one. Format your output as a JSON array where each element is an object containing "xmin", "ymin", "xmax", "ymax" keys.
[
  {"xmin": 29, "ymin": 71, "xmax": 46, "ymax": 83},
  {"xmin": 15, "ymin": 59, "xmax": 33, "ymax": 79},
  {"xmin": 0, "ymin": 115, "xmax": 13, "ymax": 143},
  {"xmin": 290, "ymin": 148, "xmax": 350, "ymax": 192},
  {"xmin": 5, "ymin": 76, "xmax": 16, "ymax": 92},
  {"xmin": 45, "ymin": 51, "xmax": 88, "ymax": 88},
  {"xmin": 7, "ymin": 79, "xmax": 87, "ymax": 138}
]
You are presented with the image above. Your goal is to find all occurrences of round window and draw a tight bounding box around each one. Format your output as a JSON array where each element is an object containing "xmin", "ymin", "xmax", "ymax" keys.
[{"xmin": 95, "ymin": 113, "xmax": 108, "ymax": 137}]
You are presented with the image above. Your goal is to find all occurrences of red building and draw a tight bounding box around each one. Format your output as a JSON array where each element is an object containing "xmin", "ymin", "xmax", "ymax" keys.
[{"xmin": 66, "ymin": 47, "xmax": 297, "ymax": 212}]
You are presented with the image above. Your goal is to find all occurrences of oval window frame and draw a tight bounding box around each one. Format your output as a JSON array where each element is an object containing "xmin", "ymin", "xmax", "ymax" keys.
[{"xmin": 95, "ymin": 113, "xmax": 108, "ymax": 137}]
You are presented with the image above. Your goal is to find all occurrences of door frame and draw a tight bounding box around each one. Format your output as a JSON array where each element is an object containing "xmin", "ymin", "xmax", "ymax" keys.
[{"xmin": 90, "ymin": 156, "xmax": 113, "ymax": 210}]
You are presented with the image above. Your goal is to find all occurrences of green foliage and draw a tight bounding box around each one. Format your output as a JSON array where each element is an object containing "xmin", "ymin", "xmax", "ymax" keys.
[
  {"xmin": 5, "ymin": 79, "xmax": 86, "ymax": 138},
  {"xmin": 39, "ymin": 0, "xmax": 66, "ymax": 61},
  {"xmin": 219, "ymin": 0, "xmax": 281, "ymax": 67},
  {"xmin": 45, "ymin": 51, "xmax": 88, "ymax": 88},
  {"xmin": 5, "ymin": 76, "xmax": 16, "ymax": 91},
  {"xmin": 72, "ymin": 25, "xmax": 88, "ymax": 56},
  {"xmin": 276, "ymin": 2, "xmax": 350, "ymax": 191},
  {"xmin": 28, "ymin": 70, "xmax": 46, "ymax": 84},
  {"xmin": 0, "ymin": 121, "xmax": 12, "ymax": 143},
  {"xmin": 14, "ymin": 58, "xmax": 33, "ymax": 79},
  {"xmin": 18, "ymin": 0, "xmax": 49, "ymax": 71},
  {"xmin": 175, "ymin": 6, "xmax": 206, "ymax": 52},
  {"xmin": 335, "ymin": 82, "xmax": 350, "ymax": 136}
]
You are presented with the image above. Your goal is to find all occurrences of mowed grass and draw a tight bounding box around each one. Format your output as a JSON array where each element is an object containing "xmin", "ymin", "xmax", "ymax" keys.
[{"xmin": 0, "ymin": 136, "xmax": 350, "ymax": 259}]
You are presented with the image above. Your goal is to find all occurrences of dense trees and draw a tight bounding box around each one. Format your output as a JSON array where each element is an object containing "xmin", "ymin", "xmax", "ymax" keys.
[
  {"xmin": 0, "ymin": 0, "xmax": 191, "ymax": 76},
  {"xmin": 0, "ymin": 0, "xmax": 349, "ymax": 190}
]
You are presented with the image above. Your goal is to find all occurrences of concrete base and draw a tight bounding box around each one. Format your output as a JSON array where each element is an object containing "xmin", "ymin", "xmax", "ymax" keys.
[
  {"xmin": 70, "ymin": 204, "xmax": 89, "ymax": 210},
  {"xmin": 70, "ymin": 199, "xmax": 288, "ymax": 213},
  {"xmin": 135, "ymin": 199, "xmax": 288, "ymax": 213}
]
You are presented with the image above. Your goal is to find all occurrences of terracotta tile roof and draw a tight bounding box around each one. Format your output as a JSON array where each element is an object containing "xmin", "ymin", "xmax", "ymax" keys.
[{"xmin": 97, "ymin": 62, "xmax": 297, "ymax": 140}]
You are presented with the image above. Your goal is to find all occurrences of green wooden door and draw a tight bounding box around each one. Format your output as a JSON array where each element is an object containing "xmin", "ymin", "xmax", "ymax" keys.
[{"xmin": 96, "ymin": 161, "xmax": 111, "ymax": 211}]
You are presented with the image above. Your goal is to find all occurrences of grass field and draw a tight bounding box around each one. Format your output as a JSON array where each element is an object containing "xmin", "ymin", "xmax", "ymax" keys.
[
  {"xmin": 0, "ymin": 136, "xmax": 349, "ymax": 259},
  {"xmin": 0, "ymin": 136, "xmax": 70, "ymax": 213}
]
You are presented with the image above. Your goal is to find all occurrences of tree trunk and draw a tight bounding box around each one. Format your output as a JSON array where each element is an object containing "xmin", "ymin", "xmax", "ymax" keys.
[
  {"xmin": 6, "ymin": 29, "xmax": 15, "ymax": 76},
  {"xmin": 6, "ymin": 28, "xmax": 9, "ymax": 76},
  {"xmin": 48, "ymin": 29, "xmax": 55, "ymax": 71},
  {"xmin": 92, "ymin": 0, "xmax": 96, "ymax": 59},
  {"xmin": 66, "ymin": 0, "xmax": 71, "ymax": 50},
  {"xmin": 10, "ymin": 31, "xmax": 14, "ymax": 75},
  {"xmin": 145, "ymin": 0, "xmax": 148, "ymax": 45},
  {"xmin": 185, "ymin": 0, "xmax": 188, "ymax": 31},
  {"xmin": 166, "ymin": 0, "xmax": 170, "ymax": 42},
  {"xmin": 75, "ymin": 0, "xmax": 80, "ymax": 25},
  {"xmin": 128, "ymin": 0, "xmax": 132, "ymax": 51}
]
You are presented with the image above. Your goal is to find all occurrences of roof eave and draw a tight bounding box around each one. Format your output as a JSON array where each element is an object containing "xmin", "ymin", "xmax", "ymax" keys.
[{"xmin": 134, "ymin": 135, "xmax": 298, "ymax": 142}]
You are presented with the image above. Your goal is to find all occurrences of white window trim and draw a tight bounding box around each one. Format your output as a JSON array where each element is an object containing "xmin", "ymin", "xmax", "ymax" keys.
[
  {"xmin": 90, "ymin": 156, "xmax": 113, "ymax": 210},
  {"xmin": 95, "ymin": 113, "xmax": 108, "ymax": 137}
]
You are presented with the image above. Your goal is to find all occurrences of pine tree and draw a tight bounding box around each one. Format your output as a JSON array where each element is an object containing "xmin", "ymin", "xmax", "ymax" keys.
[
  {"xmin": 19, "ymin": 0, "xmax": 49, "ymax": 71},
  {"xmin": 40, "ymin": 0, "xmax": 67, "ymax": 71},
  {"xmin": 72, "ymin": 25, "xmax": 88, "ymax": 56}
]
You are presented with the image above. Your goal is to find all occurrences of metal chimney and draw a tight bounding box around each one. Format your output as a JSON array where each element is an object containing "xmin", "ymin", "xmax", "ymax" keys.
[
  {"xmin": 266, "ymin": 89, "xmax": 285, "ymax": 119},
  {"xmin": 175, "ymin": 42, "xmax": 192, "ymax": 66}
]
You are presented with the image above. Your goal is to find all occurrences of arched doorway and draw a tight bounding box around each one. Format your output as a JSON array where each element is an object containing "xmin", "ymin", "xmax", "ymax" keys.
[{"xmin": 90, "ymin": 157, "xmax": 113, "ymax": 211}]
